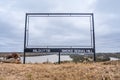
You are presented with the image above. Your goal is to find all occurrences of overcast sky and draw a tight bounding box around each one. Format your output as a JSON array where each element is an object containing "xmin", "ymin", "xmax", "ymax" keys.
[{"xmin": 0, "ymin": 0, "xmax": 120, "ymax": 52}]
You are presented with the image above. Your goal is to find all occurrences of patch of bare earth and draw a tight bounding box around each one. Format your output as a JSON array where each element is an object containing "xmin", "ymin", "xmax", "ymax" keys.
[{"xmin": 0, "ymin": 61, "xmax": 120, "ymax": 80}]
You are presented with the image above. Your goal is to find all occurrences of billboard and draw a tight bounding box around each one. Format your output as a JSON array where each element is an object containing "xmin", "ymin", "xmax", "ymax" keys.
[{"xmin": 23, "ymin": 13, "xmax": 96, "ymax": 63}]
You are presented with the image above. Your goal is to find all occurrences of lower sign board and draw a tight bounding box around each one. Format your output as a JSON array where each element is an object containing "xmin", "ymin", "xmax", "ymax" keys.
[{"xmin": 25, "ymin": 48, "xmax": 94, "ymax": 53}]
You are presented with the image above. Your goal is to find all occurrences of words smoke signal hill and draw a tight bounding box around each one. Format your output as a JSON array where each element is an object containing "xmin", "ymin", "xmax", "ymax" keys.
[{"xmin": 25, "ymin": 48, "xmax": 94, "ymax": 53}]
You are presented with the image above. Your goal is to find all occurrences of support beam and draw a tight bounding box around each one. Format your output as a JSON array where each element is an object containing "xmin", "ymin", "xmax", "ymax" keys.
[
  {"xmin": 92, "ymin": 14, "xmax": 96, "ymax": 61},
  {"xmin": 23, "ymin": 14, "xmax": 27, "ymax": 64},
  {"xmin": 58, "ymin": 52, "xmax": 61, "ymax": 64}
]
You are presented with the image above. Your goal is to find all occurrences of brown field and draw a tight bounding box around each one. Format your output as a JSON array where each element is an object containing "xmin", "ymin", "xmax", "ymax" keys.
[{"xmin": 0, "ymin": 61, "xmax": 120, "ymax": 80}]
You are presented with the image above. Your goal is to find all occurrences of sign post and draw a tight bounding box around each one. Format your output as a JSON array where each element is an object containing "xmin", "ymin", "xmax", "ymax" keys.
[{"xmin": 58, "ymin": 51, "xmax": 61, "ymax": 64}]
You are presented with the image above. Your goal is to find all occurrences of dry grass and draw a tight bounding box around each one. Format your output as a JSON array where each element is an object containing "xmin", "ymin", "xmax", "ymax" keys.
[{"xmin": 0, "ymin": 61, "xmax": 120, "ymax": 80}]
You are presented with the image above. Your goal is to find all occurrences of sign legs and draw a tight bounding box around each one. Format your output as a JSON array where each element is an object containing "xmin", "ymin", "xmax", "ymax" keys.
[
  {"xmin": 23, "ymin": 51, "xmax": 26, "ymax": 64},
  {"xmin": 58, "ymin": 52, "xmax": 61, "ymax": 64}
]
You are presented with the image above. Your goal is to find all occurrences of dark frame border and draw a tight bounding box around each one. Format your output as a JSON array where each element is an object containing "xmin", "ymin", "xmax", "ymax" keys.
[{"xmin": 23, "ymin": 13, "xmax": 96, "ymax": 64}]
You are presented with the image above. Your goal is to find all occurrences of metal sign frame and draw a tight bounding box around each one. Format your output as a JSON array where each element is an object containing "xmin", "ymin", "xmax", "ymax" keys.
[{"xmin": 23, "ymin": 13, "xmax": 96, "ymax": 64}]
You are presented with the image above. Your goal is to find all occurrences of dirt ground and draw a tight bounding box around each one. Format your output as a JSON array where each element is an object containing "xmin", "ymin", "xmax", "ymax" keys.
[{"xmin": 0, "ymin": 61, "xmax": 120, "ymax": 80}]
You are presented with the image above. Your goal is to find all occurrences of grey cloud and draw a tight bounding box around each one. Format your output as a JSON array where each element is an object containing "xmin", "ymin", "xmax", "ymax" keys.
[
  {"xmin": 0, "ymin": 18, "xmax": 24, "ymax": 52},
  {"xmin": 10, "ymin": 0, "xmax": 56, "ymax": 12},
  {"xmin": 28, "ymin": 17, "xmax": 92, "ymax": 46},
  {"xmin": 0, "ymin": 20, "xmax": 23, "ymax": 39},
  {"xmin": 0, "ymin": 0, "xmax": 120, "ymax": 52},
  {"xmin": 93, "ymin": 0, "xmax": 120, "ymax": 52},
  {"xmin": 95, "ymin": 0, "xmax": 120, "ymax": 14}
]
